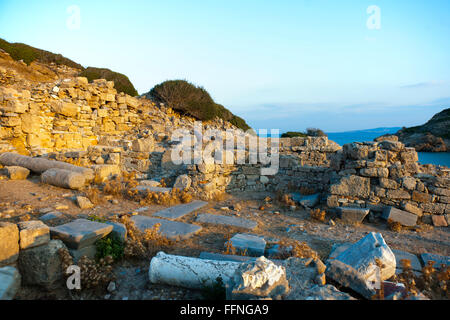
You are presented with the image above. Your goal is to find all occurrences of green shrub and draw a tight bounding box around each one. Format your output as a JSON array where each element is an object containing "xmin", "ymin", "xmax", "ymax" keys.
[
  {"xmin": 0, "ymin": 38, "xmax": 83, "ymax": 69},
  {"xmin": 95, "ymin": 234, "xmax": 124, "ymax": 261},
  {"xmin": 147, "ymin": 80, "xmax": 251, "ymax": 130},
  {"xmin": 80, "ymin": 67, "xmax": 138, "ymax": 96},
  {"xmin": 281, "ymin": 131, "xmax": 308, "ymax": 138}
]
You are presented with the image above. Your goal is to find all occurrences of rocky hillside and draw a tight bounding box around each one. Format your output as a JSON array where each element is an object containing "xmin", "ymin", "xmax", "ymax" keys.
[
  {"xmin": 0, "ymin": 38, "xmax": 138, "ymax": 97},
  {"xmin": 392, "ymin": 108, "xmax": 450, "ymax": 152}
]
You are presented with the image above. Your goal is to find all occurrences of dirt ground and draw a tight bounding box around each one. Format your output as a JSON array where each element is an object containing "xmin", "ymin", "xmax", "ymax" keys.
[{"xmin": 1, "ymin": 173, "xmax": 449, "ymax": 300}]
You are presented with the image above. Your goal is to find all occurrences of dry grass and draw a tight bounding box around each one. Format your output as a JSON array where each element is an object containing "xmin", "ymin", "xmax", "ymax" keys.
[
  {"xmin": 58, "ymin": 248, "xmax": 115, "ymax": 291},
  {"xmin": 395, "ymin": 259, "xmax": 449, "ymax": 299},
  {"xmin": 84, "ymin": 187, "xmax": 101, "ymax": 205},
  {"xmin": 273, "ymin": 240, "xmax": 319, "ymax": 261},
  {"xmin": 387, "ymin": 219, "xmax": 404, "ymax": 232},
  {"xmin": 310, "ymin": 208, "xmax": 326, "ymax": 222},
  {"xmin": 114, "ymin": 215, "xmax": 173, "ymax": 259}
]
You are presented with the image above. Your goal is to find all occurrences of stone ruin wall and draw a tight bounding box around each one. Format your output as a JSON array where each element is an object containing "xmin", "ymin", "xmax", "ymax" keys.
[{"xmin": 1, "ymin": 73, "xmax": 449, "ymax": 225}]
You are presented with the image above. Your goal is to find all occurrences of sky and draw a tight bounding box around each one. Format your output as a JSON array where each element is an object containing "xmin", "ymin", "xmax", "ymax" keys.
[{"xmin": 0, "ymin": 0, "xmax": 449, "ymax": 132}]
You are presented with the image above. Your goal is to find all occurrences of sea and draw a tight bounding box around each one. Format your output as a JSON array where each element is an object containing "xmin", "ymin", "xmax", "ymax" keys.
[
  {"xmin": 326, "ymin": 127, "xmax": 450, "ymax": 168},
  {"xmin": 263, "ymin": 127, "xmax": 450, "ymax": 168}
]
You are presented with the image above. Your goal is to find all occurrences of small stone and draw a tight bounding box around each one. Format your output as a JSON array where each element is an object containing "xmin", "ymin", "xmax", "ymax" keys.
[
  {"xmin": 432, "ymin": 215, "xmax": 448, "ymax": 227},
  {"xmin": 55, "ymin": 204, "xmax": 69, "ymax": 211},
  {"xmin": 107, "ymin": 281, "xmax": 116, "ymax": 292},
  {"xmin": 5, "ymin": 166, "xmax": 30, "ymax": 180},
  {"xmin": 75, "ymin": 196, "xmax": 94, "ymax": 209}
]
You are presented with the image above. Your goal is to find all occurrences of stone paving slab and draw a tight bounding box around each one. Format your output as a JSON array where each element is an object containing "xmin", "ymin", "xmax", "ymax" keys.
[
  {"xmin": 196, "ymin": 213, "xmax": 257, "ymax": 230},
  {"xmin": 153, "ymin": 200, "xmax": 208, "ymax": 220},
  {"xmin": 393, "ymin": 249, "xmax": 422, "ymax": 271},
  {"xmin": 228, "ymin": 233, "xmax": 266, "ymax": 257},
  {"xmin": 50, "ymin": 219, "xmax": 113, "ymax": 249},
  {"xmin": 134, "ymin": 186, "xmax": 172, "ymax": 194},
  {"xmin": 420, "ymin": 253, "xmax": 450, "ymax": 268},
  {"xmin": 131, "ymin": 215, "xmax": 202, "ymax": 240}
]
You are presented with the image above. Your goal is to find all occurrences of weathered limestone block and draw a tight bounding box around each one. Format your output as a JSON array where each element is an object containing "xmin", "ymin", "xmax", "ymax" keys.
[
  {"xmin": 379, "ymin": 140, "xmax": 404, "ymax": 152},
  {"xmin": 20, "ymin": 113, "xmax": 40, "ymax": 134},
  {"xmin": 1, "ymin": 100, "xmax": 28, "ymax": 113},
  {"xmin": 132, "ymin": 137, "xmax": 154, "ymax": 152},
  {"xmin": 92, "ymin": 164, "xmax": 121, "ymax": 182},
  {"xmin": 228, "ymin": 233, "xmax": 266, "ymax": 256},
  {"xmin": 401, "ymin": 176, "xmax": 417, "ymax": 191},
  {"xmin": 379, "ymin": 178, "xmax": 398, "ymax": 189},
  {"xmin": 343, "ymin": 143, "xmax": 369, "ymax": 160},
  {"xmin": 227, "ymin": 257, "xmax": 289, "ymax": 300},
  {"xmin": 50, "ymin": 219, "xmax": 113, "ymax": 249},
  {"xmin": 173, "ymin": 174, "xmax": 192, "ymax": 191},
  {"xmin": 41, "ymin": 168, "xmax": 86, "ymax": 190},
  {"xmin": 420, "ymin": 203, "xmax": 446, "ymax": 215},
  {"xmin": 386, "ymin": 189, "xmax": 411, "ymax": 200},
  {"xmin": 333, "ymin": 232, "xmax": 396, "ymax": 284},
  {"xmin": 0, "ymin": 114, "xmax": 21, "ymax": 127},
  {"xmin": 432, "ymin": 215, "xmax": 448, "ymax": 227},
  {"xmin": 17, "ymin": 220, "xmax": 50, "ymax": 250},
  {"xmin": 50, "ymin": 101, "xmax": 80, "ymax": 117},
  {"xmin": 5, "ymin": 166, "xmax": 29, "ymax": 180},
  {"xmin": 326, "ymin": 259, "xmax": 376, "ymax": 299},
  {"xmin": 18, "ymin": 240, "xmax": 67, "ymax": 289},
  {"xmin": 382, "ymin": 207, "xmax": 418, "ymax": 226},
  {"xmin": 329, "ymin": 175, "xmax": 370, "ymax": 198},
  {"xmin": 402, "ymin": 202, "xmax": 423, "ymax": 216},
  {"xmin": 429, "ymin": 187, "xmax": 450, "ymax": 197},
  {"xmin": 336, "ymin": 207, "xmax": 369, "ymax": 224},
  {"xmin": 360, "ymin": 167, "xmax": 389, "ymax": 178},
  {"xmin": 0, "ymin": 266, "xmax": 21, "ymax": 300},
  {"xmin": 0, "ymin": 222, "xmax": 19, "ymax": 267},
  {"xmin": 412, "ymin": 191, "xmax": 434, "ymax": 203}
]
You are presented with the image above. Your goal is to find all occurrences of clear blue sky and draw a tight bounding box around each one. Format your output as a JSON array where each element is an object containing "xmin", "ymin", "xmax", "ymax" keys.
[{"xmin": 1, "ymin": 0, "xmax": 449, "ymax": 132}]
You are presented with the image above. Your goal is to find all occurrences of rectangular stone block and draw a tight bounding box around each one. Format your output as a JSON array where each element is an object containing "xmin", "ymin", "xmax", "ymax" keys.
[
  {"xmin": 153, "ymin": 200, "xmax": 208, "ymax": 220},
  {"xmin": 131, "ymin": 215, "xmax": 202, "ymax": 240},
  {"xmin": 382, "ymin": 207, "xmax": 418, "ymax": 227},
  {"xmin": 336, "ymin": 207, "xmax": 369, "ymax": 224},
  {"xmin": 17, "ymin": 220, "xmax": 50, "ymax": 250},
  {"xmin": 0, "ymin": 222, "xmax": 19, "ymax": 267},
  {"xmin": 50, "ymin": 219, "xmax": 113, "ymax": 249},
  {"xmin": 229, "ymin": 233, "xmax": 266, "ymax": 257}
]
